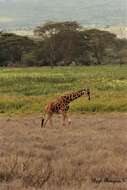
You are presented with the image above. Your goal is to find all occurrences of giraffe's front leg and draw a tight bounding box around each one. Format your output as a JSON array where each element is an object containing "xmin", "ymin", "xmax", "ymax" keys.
[
  {"xmin": 49, "ymin": 115, "xmax": 53, "ymax": 128},
  {"xmin": 61, "ymin": 112, "xmax": 67, "ymax": 127},
  {"xmin": 61, "ymin": 112, "xmax": 71, "ymax": 127},
  {"xmin": 65, "ymin": 113, "xmax": 71, "ymax": 127},
  {"xmin": 60, "ymin": 105, "xmax": 71, "ymax": 127},
  {"xmin": 67, "ymin": 115, "xmax": 72, "ymax": 126}
]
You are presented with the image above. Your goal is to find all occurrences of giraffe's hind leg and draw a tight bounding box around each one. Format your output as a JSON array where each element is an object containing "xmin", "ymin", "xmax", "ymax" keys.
[{"xmin": 43, "ymin": 113, "xmax": 53, "ymax": 128}]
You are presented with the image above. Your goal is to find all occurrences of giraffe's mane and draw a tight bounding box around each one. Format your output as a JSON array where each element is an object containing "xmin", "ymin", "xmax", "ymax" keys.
[
  {"xmin": 55, "ymin": 89, "xmax": 87, "ymax": 101},
  {"xmin": 63, "ymin": 89, "xmax": 86, "ymax": 96}
]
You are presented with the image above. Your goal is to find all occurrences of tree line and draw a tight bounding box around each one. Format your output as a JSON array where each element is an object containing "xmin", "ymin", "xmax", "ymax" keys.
[{"xmin": 0, "ymin": 21, "xmax": 127, "ymax": 67}]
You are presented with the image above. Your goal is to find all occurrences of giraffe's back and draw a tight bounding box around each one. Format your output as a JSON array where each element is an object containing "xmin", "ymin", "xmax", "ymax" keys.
[{"xmin": 45, "ymin": 97, "xmax": 69, "ymax": 114}]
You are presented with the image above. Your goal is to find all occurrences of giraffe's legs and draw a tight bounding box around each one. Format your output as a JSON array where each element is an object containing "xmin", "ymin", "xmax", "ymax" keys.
[
  {"xmin": 61, "ymin": 112, "xmax": 71, "ymax": 127},
  {"xmin": 49, "ymin": 114, "xmax": 53, "ymax": 128},
  {"xmin": 67, "ymin": 115, "xmax": 72, "ymax": 126},
  {"xmin": 43, "ymin": 113, "xmax": 53, "ymax": 128},
  {"xmin": 61, "ymin": 112, "xmax": 66, "ymax": 127}
]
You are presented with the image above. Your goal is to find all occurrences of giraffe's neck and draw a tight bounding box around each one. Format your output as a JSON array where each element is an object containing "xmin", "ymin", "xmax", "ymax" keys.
[{"xmin": 64, "ymin": 90, "xmax": 85, "ymax": 103}]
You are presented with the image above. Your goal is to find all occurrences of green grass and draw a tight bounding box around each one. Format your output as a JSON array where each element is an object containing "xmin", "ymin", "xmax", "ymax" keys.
[{"xmin": 0, "ymin": 65, "xmax": 127, "ymax": 114}]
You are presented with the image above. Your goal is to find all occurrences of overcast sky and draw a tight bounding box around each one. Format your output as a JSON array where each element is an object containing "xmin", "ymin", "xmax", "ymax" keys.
[{"xmin": 0, "ymin": 0, "xmax": 127, "ymax": 29}]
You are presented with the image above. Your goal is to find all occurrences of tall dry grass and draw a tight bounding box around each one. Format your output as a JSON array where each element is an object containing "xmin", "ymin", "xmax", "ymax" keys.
[{"xmin": 0, "ymin": 114, "xmax": 127, "ymax": 189}]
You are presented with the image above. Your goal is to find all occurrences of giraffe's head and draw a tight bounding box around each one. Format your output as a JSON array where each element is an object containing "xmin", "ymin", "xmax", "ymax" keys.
[{"xmin": 82, "ymin": 88, "xmax": 90, "ymax": 100}]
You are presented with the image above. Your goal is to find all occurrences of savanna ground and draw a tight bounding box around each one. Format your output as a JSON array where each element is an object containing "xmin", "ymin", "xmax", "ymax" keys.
[
  {"xmin": 0, "ymin": 114, "xmax": 127, "ymax": 190},
  {"xmin": 0, "ymin": 65, "xmax": 127, "ymax": 189}
]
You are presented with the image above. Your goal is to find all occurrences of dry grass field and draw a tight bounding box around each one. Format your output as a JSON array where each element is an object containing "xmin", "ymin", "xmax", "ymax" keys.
[{"xmin": 0, "ymin": 113, "xmax": 127, "ymax": 190}]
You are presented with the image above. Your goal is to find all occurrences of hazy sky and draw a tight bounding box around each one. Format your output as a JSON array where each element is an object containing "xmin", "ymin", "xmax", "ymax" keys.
[{"xmin": 0, "ymin": 0, "xmax": 127, "ymax": 29}]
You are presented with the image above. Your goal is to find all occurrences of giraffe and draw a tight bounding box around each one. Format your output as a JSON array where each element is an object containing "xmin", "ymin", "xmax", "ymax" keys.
[{"xmin": 41, "ymin": 88, "xmax": 90, "ymax": 128}]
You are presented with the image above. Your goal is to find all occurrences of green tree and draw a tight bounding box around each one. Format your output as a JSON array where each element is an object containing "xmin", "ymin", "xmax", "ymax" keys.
[
  {"xmin": 34, "ymin": 21, "xmax": 81, "ymax": 38},
  {"xmin": 0, "ymin": 32, "xmax": 34, "ymax": 66},
  {"xmin": 114, "ymin": 38, "xmax": 127, "ymax": 66},
  {"xmin": 34, "ymin": 21, "xmax": 82, "ymax": 67},
  {"xmin": 84, "ymin": 29, "xmax": 116, "ymax": 65}
]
